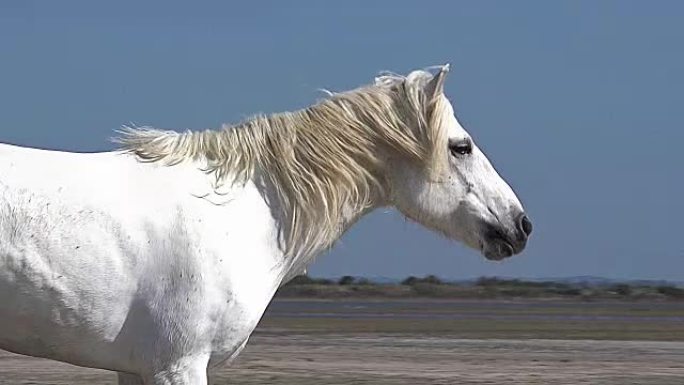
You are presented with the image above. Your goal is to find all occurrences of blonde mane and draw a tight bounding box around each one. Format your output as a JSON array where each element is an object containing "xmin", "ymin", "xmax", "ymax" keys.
[{"xmin": 116, "ymin": 68, "xmax": 450, "ymax": 257}]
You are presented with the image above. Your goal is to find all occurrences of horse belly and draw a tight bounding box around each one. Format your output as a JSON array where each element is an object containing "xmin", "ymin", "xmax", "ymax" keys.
[
  {"xmin": 0, "ymin": 283, "xmax": 128, "ymax": 371},
  {"xmin": 0, "ymin": 191, "xmax": 138, "ymax": 371},
  {"xmin": 0, "ymin": 253, "xmax": 136, "ymax": 371}
]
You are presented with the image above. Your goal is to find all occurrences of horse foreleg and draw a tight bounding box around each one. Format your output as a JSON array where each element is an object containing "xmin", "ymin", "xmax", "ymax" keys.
[{"xmin": 141, "ymin": 355, "xmax": 210, "ymax": 385}]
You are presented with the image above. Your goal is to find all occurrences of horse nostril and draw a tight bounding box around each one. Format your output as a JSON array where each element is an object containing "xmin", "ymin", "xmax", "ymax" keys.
[{"xmin": 519, "ymin": 215, "xmax": 533, "ymax": 237}]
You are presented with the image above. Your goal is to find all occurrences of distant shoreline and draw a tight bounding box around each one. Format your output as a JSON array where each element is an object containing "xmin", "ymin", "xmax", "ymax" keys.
[
  {"xmin": 276, "ymin": 275, "xmax": 684, "ymax": 301},
  {"xmin": 272, "ymin": 296, "xmax": 684, "ymax": 303}
]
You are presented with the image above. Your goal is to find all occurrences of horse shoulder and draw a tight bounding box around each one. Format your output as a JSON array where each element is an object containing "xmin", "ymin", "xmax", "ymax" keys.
[{"xmin": 181, "ymin": 181, "xmax": 288, "ymax": 362}]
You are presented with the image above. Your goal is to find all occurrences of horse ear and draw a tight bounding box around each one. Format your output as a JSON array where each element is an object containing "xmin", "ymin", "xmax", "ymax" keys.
[{"xmin": 424, "ymin": 63, "xmax": 450, "ymax": 101}]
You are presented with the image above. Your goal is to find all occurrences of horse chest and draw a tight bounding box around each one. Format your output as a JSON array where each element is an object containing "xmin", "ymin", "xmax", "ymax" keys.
[{"xmin": 204, "ymin": 273, "xmax": 281, "ymax": 366}]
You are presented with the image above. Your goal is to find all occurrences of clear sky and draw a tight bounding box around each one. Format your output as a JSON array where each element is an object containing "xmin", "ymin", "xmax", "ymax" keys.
[{"xmin": 1, "ymin": 1, "xmax": 683, "ymax": 280}]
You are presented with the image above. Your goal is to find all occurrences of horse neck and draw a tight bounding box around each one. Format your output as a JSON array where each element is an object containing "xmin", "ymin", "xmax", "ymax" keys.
[{"xmin": 254, "ymin": 168, "xmax": 387, "ymax": 283}]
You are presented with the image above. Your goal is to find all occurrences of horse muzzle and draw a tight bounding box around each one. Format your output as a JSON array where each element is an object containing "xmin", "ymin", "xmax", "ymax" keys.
[{"xmin": 481, "ymin": 213, "xmax": 532, "ymax": 261}]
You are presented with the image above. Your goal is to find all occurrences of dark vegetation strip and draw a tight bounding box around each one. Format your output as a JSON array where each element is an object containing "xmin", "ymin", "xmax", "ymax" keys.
[{"xmin": 276, "ymin": 275, "xmax": 684, "ymax": 300}]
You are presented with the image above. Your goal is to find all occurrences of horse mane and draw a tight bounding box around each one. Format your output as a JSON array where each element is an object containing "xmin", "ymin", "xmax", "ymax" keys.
[{"xmin": 115, "ymin": 68, "xmax": 450, "ymax": 257}]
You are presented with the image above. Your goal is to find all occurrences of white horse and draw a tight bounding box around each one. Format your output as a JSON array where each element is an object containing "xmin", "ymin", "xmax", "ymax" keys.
[{"xmin": 0, "ymin": 65, "xmax": 531, "ymax": 384}]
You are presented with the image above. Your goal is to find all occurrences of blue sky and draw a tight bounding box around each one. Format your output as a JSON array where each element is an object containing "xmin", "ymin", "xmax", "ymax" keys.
[{"xmin": 1, "ymin": 1, "xmax": 683, "ymax": 280}]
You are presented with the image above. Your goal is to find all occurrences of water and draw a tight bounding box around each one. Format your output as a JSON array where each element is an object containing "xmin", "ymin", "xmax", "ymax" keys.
[{"xmin": 266, "ymin": 299, "xmax": 684, "ymax": 323}]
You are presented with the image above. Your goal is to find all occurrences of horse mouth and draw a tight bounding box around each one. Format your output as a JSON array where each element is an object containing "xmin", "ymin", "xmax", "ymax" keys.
[
  {"xmin": 482, "ymin": 239, "xmax": 515, "ymax": 261},
  {"xmin": 479, "ymin": 222, "xmax": 523, "ymax": 261}
]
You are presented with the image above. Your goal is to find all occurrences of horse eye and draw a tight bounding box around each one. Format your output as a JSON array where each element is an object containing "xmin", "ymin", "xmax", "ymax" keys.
[{"xmin": 449, "ymin": 139, "xmax": 472, "ymax": 156}]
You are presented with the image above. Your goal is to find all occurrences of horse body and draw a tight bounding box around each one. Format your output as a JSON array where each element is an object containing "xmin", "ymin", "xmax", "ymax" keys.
[
  {"xmin": 0, "ymin": 65, "xmax": 532, "ymax": 384},
  {"xmin": 0, "ymin": 144, "xmax": 290, "ymax": 381}
]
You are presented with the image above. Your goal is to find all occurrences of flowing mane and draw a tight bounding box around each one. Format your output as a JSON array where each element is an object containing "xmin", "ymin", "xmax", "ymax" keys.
[{"xmin": 116, "ymin": 68, "xmax": 450, "ymax": 257}]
